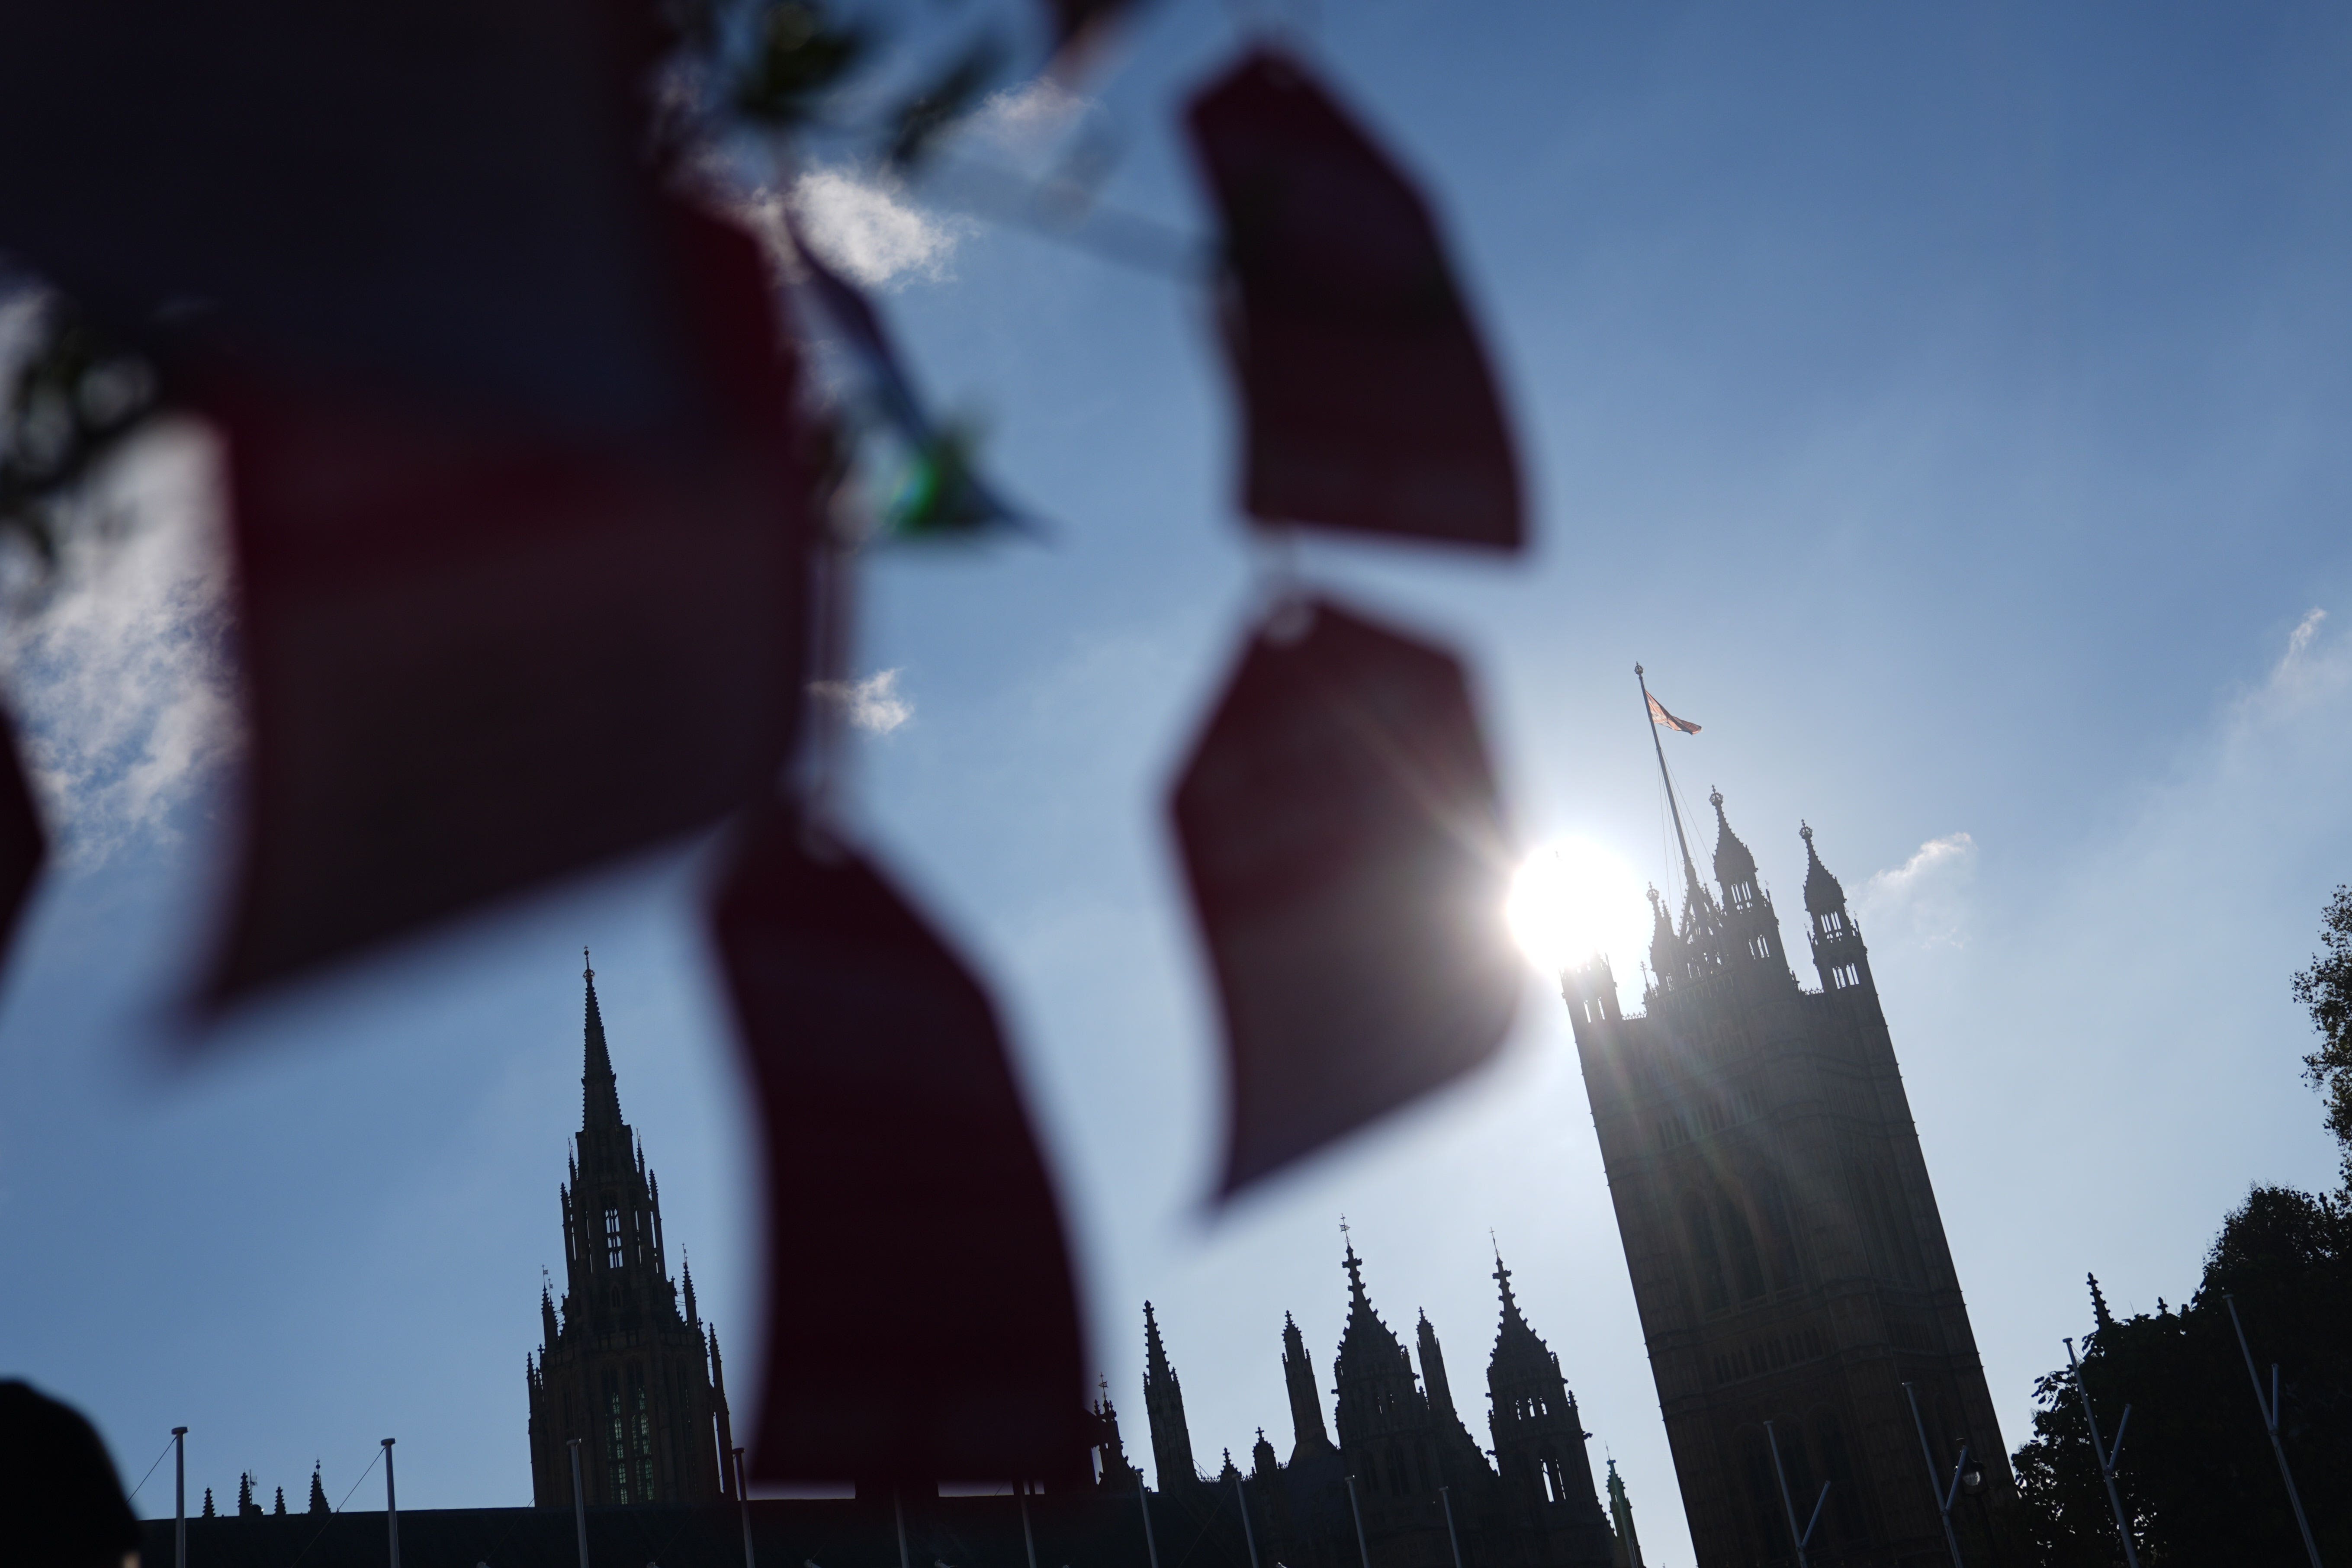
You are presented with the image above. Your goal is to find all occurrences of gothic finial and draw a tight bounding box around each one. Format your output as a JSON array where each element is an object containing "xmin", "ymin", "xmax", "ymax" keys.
[
  {"xmin": 1341, "ymin": 1230, "xmax": 1370, "ymax": 1311},
  {"xmin": 1709, "ymin": 786, "xmax": 1723, "ymax": 811},
  {"xmin": 1801, "ymin": 820, "xmax": 1847, "ymax": 916},
  {"xmin": 2087, "ymin": 1272, "xmax": 2113, "ymax": 1331},
  {"xmin": 580, "ymin": 958, "xmax": 623, "ymax": 1130}
]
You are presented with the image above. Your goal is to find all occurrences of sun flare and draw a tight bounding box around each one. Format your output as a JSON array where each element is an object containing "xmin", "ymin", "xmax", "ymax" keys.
[{"xmin": 1505, "ymin": 838, "xmax": 1651, "ymax": 976}]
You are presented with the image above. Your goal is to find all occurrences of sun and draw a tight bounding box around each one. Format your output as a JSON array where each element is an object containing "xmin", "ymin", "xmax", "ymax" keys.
[{"xmin": 1505, "ymin": 837, "xmax": 1651, "ymax": 976}]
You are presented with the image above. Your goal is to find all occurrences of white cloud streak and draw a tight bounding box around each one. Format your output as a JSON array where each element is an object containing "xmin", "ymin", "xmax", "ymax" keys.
[
  {"xmin": 1858, "ymin": 831, "xmax": 1977, "ymax": 948},
  {"xmin": 811, "ymin": 668, "xmax": 913, "ymax": 734},
  {"xmin": 787, "ymin": 169, "xmax": 967, "ymax": 288},
  {"xmin": 968, "ymin": 78, "xmax": 1093, "ymax": 152},
  {"xmin": 0, "ymin": 418, "xmax": 240, "ymax": 862}
]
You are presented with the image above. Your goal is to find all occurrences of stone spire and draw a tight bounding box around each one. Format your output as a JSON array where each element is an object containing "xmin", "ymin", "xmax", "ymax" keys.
[
  {"xmin": 1606, "ymin": 1459, "xmax": 1646, "ymax": 1568},
  {"xmin": 1710, "ymin": 788, "xmax": 1760, "ymax": 906},
  {"xmin": 1492, "ymin": 1248, "xmax": 1535, "ymax": 1346},
  {"xmin": 1800, "ymin": 823, "xmax": 1845, "ymax": 917},
  {"xmin": 1142, "ymin": 1301, "xmax": 1199, "ymax": 1491},
  {"xmin": 1332, "ymin": 1232, "xmax": 1427, "ymax": 1454},
  {"xmin": 1798, "ymin": 823, "xmax": 1873, "ymax": 996},
  {"xmin": 1281, "ymin": 1312, "xmax": 1333, "ymax": 1459},
  {"xmin": 581, "ymin": 949, "xmax": 623, "ymax": 1131},
  {"xmin": 1417, "ymin": 1307, "xmax": 1487, "ymax": 1477},
  {"xmin": 1487, "ymin": 1250, "xmax": 1609, "ymax": 1534},
  {"xmin": 1646, "ymin": 885, "xmax": 1679, "ymax": 990}
]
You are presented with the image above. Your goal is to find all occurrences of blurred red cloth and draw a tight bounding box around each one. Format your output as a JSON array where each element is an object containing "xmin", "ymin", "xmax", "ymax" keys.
[
  {"xmin": 205, "ymin": 208, "xmax": 814, "ymax": 1001},
  {"xmin": 1172, "ymin": 597, "xmax": 1519, "ymax": 1196},
  {"xmin": 1187, "ymin": 49, "xmax": 1523, "ymax": 550},
  {"xmin": 711, "ymin": 811, "xmax": 1091, "ymax": 1487}
]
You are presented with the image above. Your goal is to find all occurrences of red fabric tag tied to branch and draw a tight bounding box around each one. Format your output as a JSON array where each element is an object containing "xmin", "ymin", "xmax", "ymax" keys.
[
  {"xmin": 1186, "ymin": 49, "xmax": 1524, "ymax": 550},
  {"xmin": 710, "ymin": 811, "xmax": 1091, "ymax": 1488},
  {"xmin": 204, "ymin": 208, "xmax": 814, "ymax": 1003},
  {"xmin": 1173, "ymin": 596, "xmax": 1519, "ymax": 1197}
]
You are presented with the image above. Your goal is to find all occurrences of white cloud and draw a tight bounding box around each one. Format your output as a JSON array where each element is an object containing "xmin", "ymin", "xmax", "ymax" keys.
[
  {"xmin": 0, "ymin": 417, "xmax": 240, "ymax": 861},
  {"xmin": 968, "ymin": 78, "xmax": 1092, "ymax": 152},
  {"xmin": 2284, "ymin": 606, "xmax": 2327, "ymax": 662},
  {"xmin": 787, "ymin": 168, "xmax": 967, "ymax": 288},
  {"xmin": 811, "ymin": 668, "xmax": 913, "ymax": 734},
  {"xmin": 1857, "ymin": 831, "xmax": 1976, "ymax": 948}
]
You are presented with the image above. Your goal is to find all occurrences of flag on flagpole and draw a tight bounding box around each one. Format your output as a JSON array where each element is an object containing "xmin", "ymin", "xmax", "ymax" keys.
[{"xmin": 1648, "ymin": 691, "xmax": 1701, "ymax": 735}]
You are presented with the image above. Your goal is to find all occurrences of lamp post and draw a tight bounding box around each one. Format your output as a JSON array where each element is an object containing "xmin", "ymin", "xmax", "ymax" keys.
[
  {"xmin": 567, "ymin": 1438, "xmax": 590, "ymax": 1568},
  {"xmin": 172, "ymin": 1427, "xmax": 188, "ymax": 1568},
  {"xmin": 381, "ymin": 1439, "xmax": 399, "ymax": 1568},
  {"xmin": 734, "ymin": 1448, "xmax": 755, "ymax": 1568}
]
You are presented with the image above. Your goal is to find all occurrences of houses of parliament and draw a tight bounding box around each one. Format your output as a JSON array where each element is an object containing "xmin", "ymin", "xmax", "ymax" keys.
[{"xmin": 520, "ymin": 788, "xmax": 2009, "ymax": 1568}]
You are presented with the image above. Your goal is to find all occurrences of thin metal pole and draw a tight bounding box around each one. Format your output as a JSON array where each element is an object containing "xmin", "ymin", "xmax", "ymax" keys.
[
  {"xmin": 1764, "ymin": 1422, "xmax": 1807, "ymax": 1568},
  {"xmin": 1020, "ymin": 1481, "xmax": 1040, "ymax": 1568},
  {"xmin": 1137, "ymin": 1485, "xmax": 1161, "ymax": 1568},
  {"xmin": 1439, "ymin": 1485, "xmax": 1465, "ymax": 1568},
  {"xmin": 895, "ymin": 1489, "xmax": 913, "ymax": 1568},
  {"xmin": 2063, "ymin": 1339, "xmax": 2140, "ymax": 1568},
  {"xmin": 1902, "ymin": 1383, "xmax": 1966, "ymax": 1568},
  {"xmin": 2222, "ymin": 1296, "xmax": 2324, "ymax": 1568},
  {"xmin": 1344, "ymin": 1475, "xmax": 1374, "ymax": 1568},
  {"xmin": 381, "ymin": 1439, "xmax": 399, "ymax": 1568},
  {"xmin": 734, "ymin": 1448, "xmax": 755, "ymax": 1568},
  {"xmin": 1634, "ymin": 665, "xmax": 1703, "ymax": 901},
  {"xmin": 1234, "ymin": 1472, "xmax": 1261, "ymax": 1568},
  {"xmin": 1763, "ymin": 1421, "xmax": 1828, "ymax": 1568},
  {"xmin": 568, "ymin": 1438, "xmax": 591, "ymax": 1568},
  {"xmin": 173, "ymin": 1427, "xmax": 187, "ymax": 1568}
]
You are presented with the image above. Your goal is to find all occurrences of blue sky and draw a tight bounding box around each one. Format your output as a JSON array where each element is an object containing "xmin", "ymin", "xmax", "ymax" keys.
[{"xmin": 6, "ymin": 3, "xmax": 2352, "ymax": 1560}]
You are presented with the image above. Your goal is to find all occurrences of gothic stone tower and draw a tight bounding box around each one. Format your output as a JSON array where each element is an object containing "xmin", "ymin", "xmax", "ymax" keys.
[
  {"xmin": 1485, "ymin": 1255, "xmax": 1616, "ymax": 1568},
  {"xmin": 1559, "ymin": 799, "xmax": 2009, "ymax": 1567},
  {"xmin": 527, "ymin": 959, "xmax": 734, "ymax": 1507},
  {"xmin": 1142, "ymin": 1301, "xmax": 1202, "ymax": 1494}
]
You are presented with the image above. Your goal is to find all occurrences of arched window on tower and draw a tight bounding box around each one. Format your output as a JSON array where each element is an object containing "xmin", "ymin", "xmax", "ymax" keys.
[
  {"xmin": 1684, "ymin": 1192, "xmax": 1729, "ymax": 1312},
  {"xmin": 1719, "ymin": 1191, "xmax": 1767, "ymax": 1303},
  {"xmin": 604, "ymin": 1369, "xmax": 629, "ymax": 1504},
  {"xmin": 1757, "ymin": 1170, "xmax": 1801, "ymax": 1292},
  {"xmin": 632, "ymin": 1364, "xmax": 655, "ymax": 1501},
  {"xmin": 604, "ymin": 1206, "xmax": 623, "ymax": 1269}
]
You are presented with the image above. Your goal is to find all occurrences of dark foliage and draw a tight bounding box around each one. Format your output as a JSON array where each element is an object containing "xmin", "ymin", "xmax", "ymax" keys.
[
  {"xmin": 2011, "ymin": 1185, "xmax": 2350, "ymax": 1565},
  {"xmin": 732, "ymin": 1, "xmax": 866, "ymax": 126},
  {"xmin": 0, "ymin": 296, "xmax": 157, "ymax": 571},
  {"xmin": 2291, "ymin": 885, "xmax": 2352, "ymax": 1181}
]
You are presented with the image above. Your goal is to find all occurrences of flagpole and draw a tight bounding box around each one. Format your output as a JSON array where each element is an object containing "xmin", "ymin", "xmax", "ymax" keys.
[{"xmin": 1635, "ymin": 665, "xmax": 1702, "ymax": 900}]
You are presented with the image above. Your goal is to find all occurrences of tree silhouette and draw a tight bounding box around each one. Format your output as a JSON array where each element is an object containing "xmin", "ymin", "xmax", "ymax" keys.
[
  {"xmin": 2291, "ymin": 885, "xmax": 2352, "ymax": 1182},
  {"xmin": 2011, "ymin": 1186, "xmax": 2350, "ymax": 1564}
]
